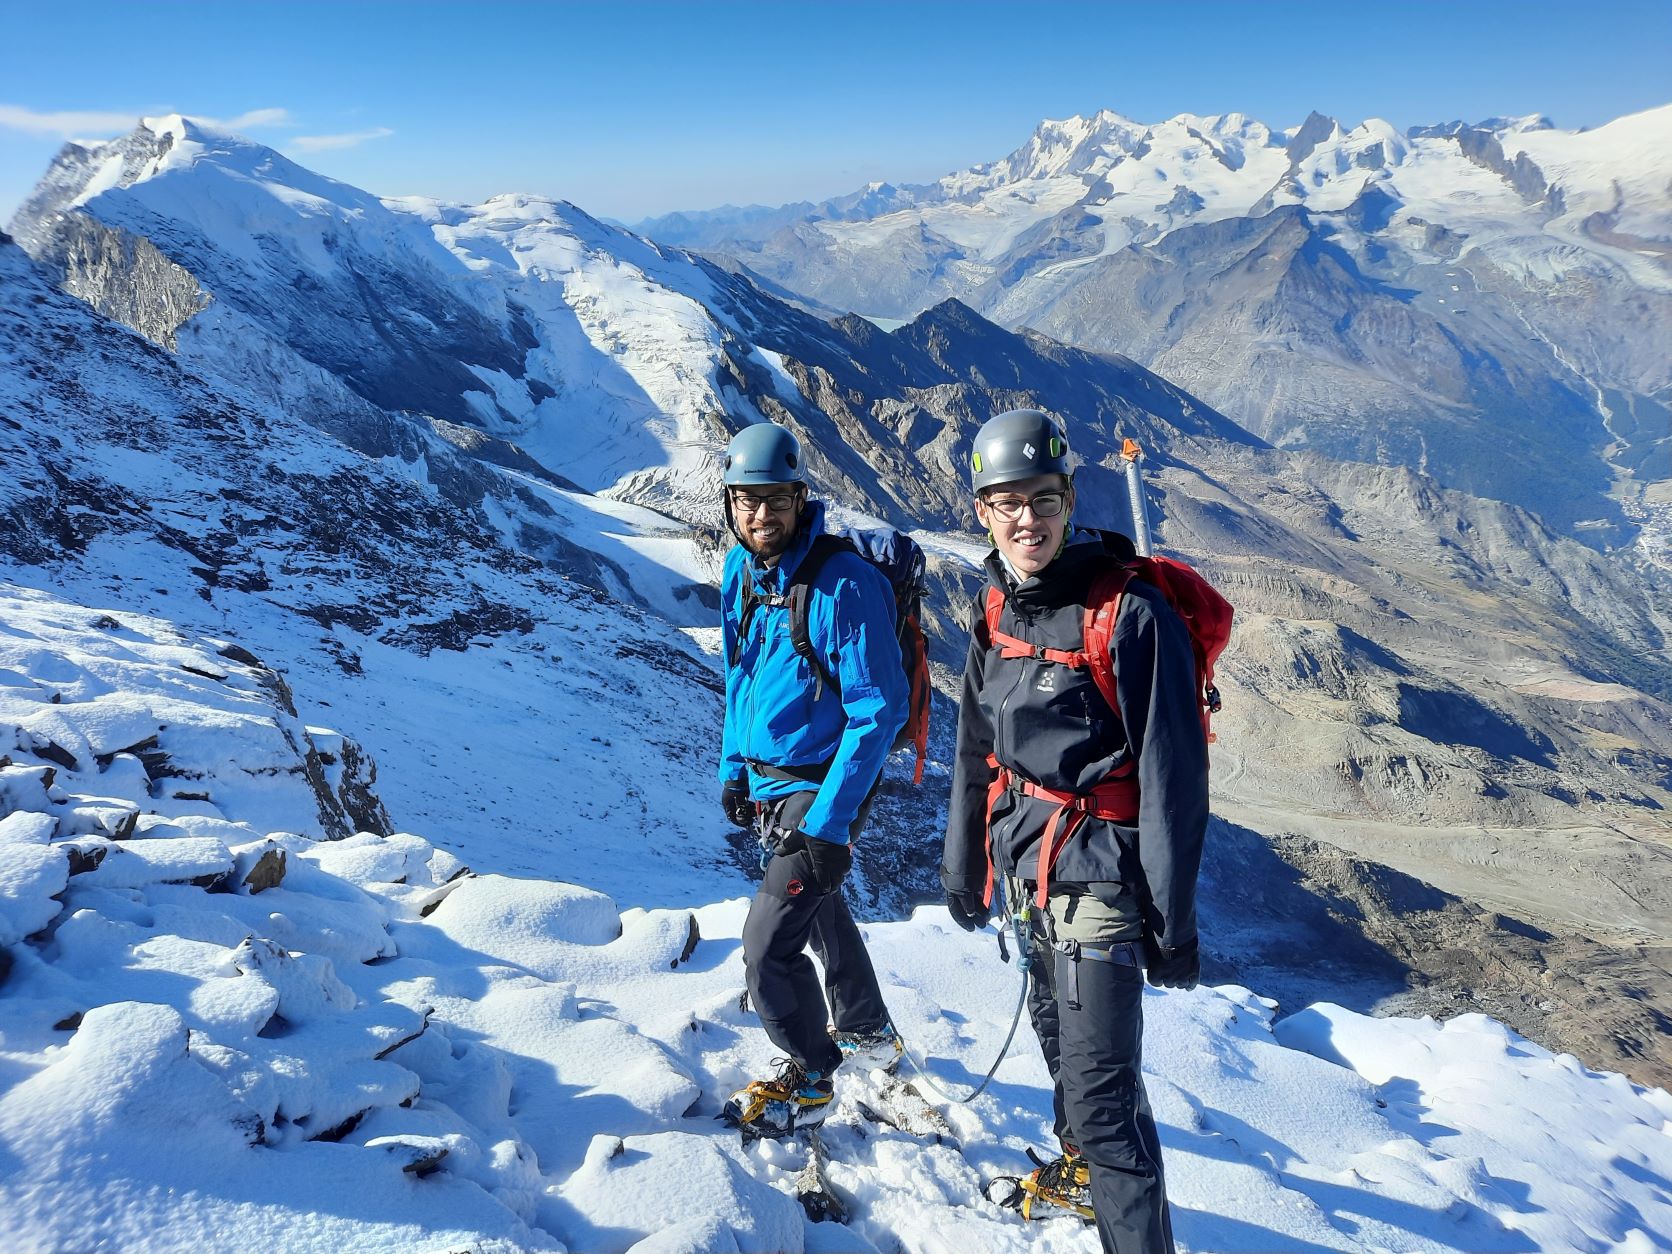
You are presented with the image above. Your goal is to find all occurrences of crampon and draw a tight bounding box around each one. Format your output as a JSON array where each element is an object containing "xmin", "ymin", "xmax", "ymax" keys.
[{"xmin": 984, "ymin": 1146, "xmax": 1094, "ymax": 1222}]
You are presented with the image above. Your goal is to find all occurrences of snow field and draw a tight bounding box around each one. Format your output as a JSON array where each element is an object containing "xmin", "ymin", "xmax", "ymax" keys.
[{"xmin": 3, "ymin": 591, "xmax": 1672, "ymax": 1252}]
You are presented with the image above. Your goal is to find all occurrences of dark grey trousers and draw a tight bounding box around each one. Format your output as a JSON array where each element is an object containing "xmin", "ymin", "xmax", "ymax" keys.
[
  {"xmin": 1026, "ymin": 897, "xmax": 1175, "ymax": 1254},
  {"xmin": 741, "ymin": 789, "xmax": 890, "ymax": 1075}
]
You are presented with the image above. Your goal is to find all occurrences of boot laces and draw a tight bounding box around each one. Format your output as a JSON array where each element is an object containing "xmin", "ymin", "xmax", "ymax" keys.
[{"xmin": 770, "ymin": 1056, "xmax": 814, "ymax": 1090}]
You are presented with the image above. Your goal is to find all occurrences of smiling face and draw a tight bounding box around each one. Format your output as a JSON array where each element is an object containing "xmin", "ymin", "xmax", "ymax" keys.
[
  {"xmin": 729, "ymin": 482, "xmax": 804, "ymax": 563},
  {"xmin": 974, "ymin": 473, "xmax": 1073, "ymax": 579}
]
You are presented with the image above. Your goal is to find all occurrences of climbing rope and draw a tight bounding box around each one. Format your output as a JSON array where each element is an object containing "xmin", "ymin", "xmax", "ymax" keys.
[{"xmin": 893, "ymin": 885, "xmax": 1034, "ymax": 1105}]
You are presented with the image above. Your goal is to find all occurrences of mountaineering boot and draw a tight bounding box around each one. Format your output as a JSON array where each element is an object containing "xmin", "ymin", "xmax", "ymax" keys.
[
  {"xmin": 832, "ymin": 1024, "xmax": 903, "ymax": 1074},
  {"xmin": 721, "ymin": 1057, "xmax": 834, "ymax": 1140},
  {"xmin": 984, "ymin": 1146, "xmax": 1094, "ymax": 1222}
]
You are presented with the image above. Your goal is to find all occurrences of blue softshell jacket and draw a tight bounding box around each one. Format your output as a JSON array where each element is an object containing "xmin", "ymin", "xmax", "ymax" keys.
[{"xmin": 719, "ymin": 500, "xmax": 908, "ymax": 845}]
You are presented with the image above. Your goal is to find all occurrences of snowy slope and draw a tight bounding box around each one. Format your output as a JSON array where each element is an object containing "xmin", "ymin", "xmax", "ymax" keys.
[
  {"xmin": 1, "ymin": 588, "xmax": 1669, "ymax": 1253},
  {"xmin": 0, "ymin": 232, "xmax": 750, "ymax": 911}
]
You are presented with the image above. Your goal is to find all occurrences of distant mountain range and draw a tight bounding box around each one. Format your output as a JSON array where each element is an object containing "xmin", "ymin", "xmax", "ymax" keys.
[{"xmin": 636, "ymin": 106, "xmax": 1672, "ymax": 543}]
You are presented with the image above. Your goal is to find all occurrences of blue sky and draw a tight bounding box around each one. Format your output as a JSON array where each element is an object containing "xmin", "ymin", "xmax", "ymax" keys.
[{"xmin": 2, "ymin": 0, "xmax": 1668, "ymax": 224}]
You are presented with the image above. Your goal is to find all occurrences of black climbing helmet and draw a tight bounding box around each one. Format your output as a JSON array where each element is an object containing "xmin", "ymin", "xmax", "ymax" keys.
[{"xmin": 970, "ymin": 409, "xmax": 1072, "ymax": 493}]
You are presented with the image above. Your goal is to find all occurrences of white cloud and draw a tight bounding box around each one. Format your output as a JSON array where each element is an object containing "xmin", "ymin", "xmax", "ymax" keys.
[
  {"xmin": 0, "ymin": 103, "xmax": 295, "ymax": 140},
  {"xmin": 204, "ymin": 108, "xmax": 294, "ymax": 131},
  {"xmin": 287, "ymin": 127, "xmax": 394, "ymax": 154},
  {"xmin": 0, "ymin": 104, "xmax": 139, "ymax": 138}
]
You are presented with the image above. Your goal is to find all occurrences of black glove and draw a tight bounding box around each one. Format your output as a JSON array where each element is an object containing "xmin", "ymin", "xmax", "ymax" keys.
[
  {"xmin": 1144, "ymin": 936, "xmax": 1200, "ymax": 990},
  {"xmin": 798, "ymin": 834, "xmax": 852, "ymax": 895},
  {"xmin": 772, "ymin": 830, "xmax": 851, "ymax": 894},
  {"xmin": 946, "ymin": 887, "xmax": 989, "ymax": 932},
  {"xmin": 721, "ymin": 778, "xmax": 753, "ymax": 829}
]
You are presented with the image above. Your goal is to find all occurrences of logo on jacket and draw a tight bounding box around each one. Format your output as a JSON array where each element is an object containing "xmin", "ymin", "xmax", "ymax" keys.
[
  {"xmin": 1037, "ymin": 668, "xmax": 1056, "ymax": 693},
  {"xmin": 787, "ymin": 878, "xmax": 805, "ymax": 897}
]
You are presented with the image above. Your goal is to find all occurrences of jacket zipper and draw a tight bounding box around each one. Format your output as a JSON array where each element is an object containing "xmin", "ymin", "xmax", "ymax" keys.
[{"xmin": 994, "ymin": 601, "xmax": 1032, "ymax": 771}]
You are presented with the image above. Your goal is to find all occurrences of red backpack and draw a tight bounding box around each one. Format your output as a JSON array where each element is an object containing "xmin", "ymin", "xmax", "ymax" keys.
[{"xmin": 982, "ymin": 533, "xmax": 1232, "ymax": 746}]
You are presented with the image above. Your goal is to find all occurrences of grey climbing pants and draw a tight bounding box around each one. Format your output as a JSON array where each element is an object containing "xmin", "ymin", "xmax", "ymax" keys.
[{"xmin": 1022, "ymin": 880, "xmax": 1175, "ymax": 1254}]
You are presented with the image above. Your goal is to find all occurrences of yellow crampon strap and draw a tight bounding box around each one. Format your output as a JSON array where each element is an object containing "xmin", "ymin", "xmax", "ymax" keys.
[{"xmin": 736, "ymin": 1083, "xmax": 776, "ymax": 1125}]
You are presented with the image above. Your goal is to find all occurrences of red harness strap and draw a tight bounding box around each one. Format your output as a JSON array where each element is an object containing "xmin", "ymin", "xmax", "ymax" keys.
[
  {"xmin": 983, "ymin": 755, "xmax": 1139, "ymax": 909},
  {"xmin": 987, "ymin": 627, "xmax": 1092, "ymax": 670},
  {"xmin": 977, "ymin": 571, "xmax": 1141, "ymax": 909}
]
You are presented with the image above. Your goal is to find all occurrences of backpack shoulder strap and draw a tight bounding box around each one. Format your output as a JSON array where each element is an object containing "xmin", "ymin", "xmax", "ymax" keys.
[
  {"xmin": 730, "ymin": 575, "xmax": 761, "ymax": 669},
  {"xmin": 1081, "ymin": 561, "xmax": 1135, "ymax": 719},
  {"xmin": 786, "ymin": 533, "xmax": 853, "ymax": 696},
  {"xmin": 981, "ymin": 585, "xmax": 1006, "ymax": 648}
]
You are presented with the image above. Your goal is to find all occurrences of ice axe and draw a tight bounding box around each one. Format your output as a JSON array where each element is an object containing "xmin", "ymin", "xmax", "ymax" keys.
[{"xmin": 1119, "ymin": 438, "xmax": 1153, "ymax": 557}]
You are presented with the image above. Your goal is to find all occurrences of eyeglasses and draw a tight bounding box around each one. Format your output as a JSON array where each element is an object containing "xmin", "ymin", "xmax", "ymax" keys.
[
  {"xmin": 729, "ymin": 489, "xmax": 800, "ymax": 515},
  {"xmin": 980, "ymin": 489, "xmax": 1068, "ymax": 521}
]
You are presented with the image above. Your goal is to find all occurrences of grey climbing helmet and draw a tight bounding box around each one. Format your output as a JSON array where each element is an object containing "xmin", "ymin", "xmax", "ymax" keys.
[
  {"xmin": 970, "ymin": 409, "xmax": 1072, "ymax": 492},
  {"xmin": 722, "ymin": 423, "xmax": 804, "ymax": 486}
]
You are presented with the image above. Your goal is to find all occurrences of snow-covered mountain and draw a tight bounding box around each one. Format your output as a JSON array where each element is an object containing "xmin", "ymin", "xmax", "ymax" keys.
[
  {"xmin": 640, "ymin": 106, "xmax": 1672, "ymax": 542},
  {"xmin": 0, "ymin": 230, "xmax": 745, "ymax": 909},
  {"xmin": 9, "ymin": 115, "xmax": 1261, "ymax": 537},
  {"xmin": 6, "ymin": 116, "xmax": 1672, "ymax": 1095}
]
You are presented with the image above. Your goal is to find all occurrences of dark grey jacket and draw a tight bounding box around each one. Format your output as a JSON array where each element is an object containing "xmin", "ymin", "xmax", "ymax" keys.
[{"xmin": 940, "ymin": 531, "xmax": 1209, "ymax": 953}]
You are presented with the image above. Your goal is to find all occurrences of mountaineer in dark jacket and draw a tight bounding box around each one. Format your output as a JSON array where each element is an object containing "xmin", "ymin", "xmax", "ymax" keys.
[
  {"xmin": 716, "ymin": 422, "xmax": 908, "ymax": 1140},
  {"xmin": 942, "ymin": 409, "xmax": 1208, "ymax": 1253}
]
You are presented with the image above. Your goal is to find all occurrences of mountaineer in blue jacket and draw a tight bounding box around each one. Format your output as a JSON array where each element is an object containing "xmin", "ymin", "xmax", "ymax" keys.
[{"xmin": 717, "ymin": 422, "xmax": 908, "ymax": 1139}]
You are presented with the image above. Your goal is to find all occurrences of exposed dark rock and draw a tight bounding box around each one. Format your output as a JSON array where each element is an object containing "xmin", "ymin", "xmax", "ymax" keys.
[
  {"xmin": 418, "ymin": 877, "xmax": 470, "ymax": 918},
  {"xmin": 19, "ymin": 210, "xmax": 209, "ymax": 348},
  {"xmin": 1285, "ymin": 111, "xmax": 1340, "ymax": 166},
  {"xmin": 373, "ymin": 1007, "xmax": 434, "ymax": 1060},
  {"xmin": 672, "ymin": 914, "xmax": 700, "ymax": 969},
  {"xmin": 241, "ymin": 846, "xmax": 287, "ymax": 894},
  {"xmin": 63, "ymin": 844, "xmax": 108, "ymax": 876},
  {"xmin": 335, "ymin": 736, "xmax": 393, "ymax": 837},
  {"xmin": 370, "ymin": 1137, "xmax": 450, "ymax": 1176},
  {"xmin": 217, "ymin": 643, "xmax": 263, "ymax": 667},
  {"xmin": 306, "ymin": 1108, "xmax": 368, "ymax": 1143},
  {"xmin": 31, "ymin": 740, "xmax": 78, "ymax": 772}
]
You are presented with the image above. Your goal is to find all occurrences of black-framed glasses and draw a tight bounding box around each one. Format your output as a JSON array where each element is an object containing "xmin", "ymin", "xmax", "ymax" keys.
[
  {"xmin": 981, "ymin": 489, "xmax": 1068, "ymax": 521},
  {"xmin": 729, "ymin": 488, "xmax": 800, "ymax": 515}
]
